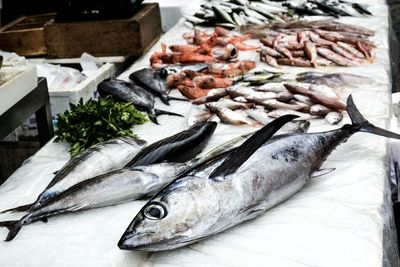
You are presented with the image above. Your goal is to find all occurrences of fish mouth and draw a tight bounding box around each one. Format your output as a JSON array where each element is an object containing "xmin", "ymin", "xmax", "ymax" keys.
[{"xmin": 118, "ymin": 231, "xmax": 197, "ymax": 251}]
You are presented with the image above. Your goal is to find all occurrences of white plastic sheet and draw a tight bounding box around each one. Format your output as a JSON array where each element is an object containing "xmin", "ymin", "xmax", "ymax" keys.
[{"xmin": 0, "ymin": 1, "xmax": 398, "ymax": 266}]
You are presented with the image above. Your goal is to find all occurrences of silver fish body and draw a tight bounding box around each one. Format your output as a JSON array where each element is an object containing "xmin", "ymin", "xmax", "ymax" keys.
[
  {"xmin": 119, "ymin": 129, "xmax": 351, "ymax": 251},
  {"xmin": 32, "ymin": 137, "xmax": 146, "ymax": 211}
]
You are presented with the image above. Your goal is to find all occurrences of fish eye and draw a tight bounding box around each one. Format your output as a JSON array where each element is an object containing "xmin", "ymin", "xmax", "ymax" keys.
[{"xmin": 143, "ymin": 202, "xmax": 167, "ymax": 220}]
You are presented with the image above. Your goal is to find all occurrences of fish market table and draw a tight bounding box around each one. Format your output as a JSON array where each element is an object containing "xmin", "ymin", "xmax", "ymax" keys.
[{"xmin": 0, "ymin": 1, "xmax": 399, "ymax": 267}]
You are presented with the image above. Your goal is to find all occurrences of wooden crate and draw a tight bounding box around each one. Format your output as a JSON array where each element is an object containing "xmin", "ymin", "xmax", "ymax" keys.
[
  {"xmin": 0, "ymin": 14, "xmax": 55, "ymax": 57},
  {"xmin": 44, "ymin": 3, "xmax": 162, "ymax": 58}
]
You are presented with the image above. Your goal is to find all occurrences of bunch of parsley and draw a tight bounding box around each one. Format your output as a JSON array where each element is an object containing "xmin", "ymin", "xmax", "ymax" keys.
[{"xmin": 55, "ymin": 96, "xmax": 147, "ymax": 157}]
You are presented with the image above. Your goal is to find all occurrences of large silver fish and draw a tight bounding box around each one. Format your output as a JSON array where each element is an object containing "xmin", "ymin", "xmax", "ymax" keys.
[
  {"xmin": 118, "ymin": 96, "xmax": 400, "ymax": 251},
  {"xmin": 0, "ymin": 122, "xmax": 311, "ymax": 241},
  {"xmin": 1, "ymin": 137, "xmax": 146, "ymax": 214}
]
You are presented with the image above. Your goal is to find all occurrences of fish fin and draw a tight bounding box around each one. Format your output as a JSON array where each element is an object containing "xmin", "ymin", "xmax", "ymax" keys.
[
  {"xmin": 209, "ymin": 115, "xmax": 299, "ymax": 179},
  {"xmin": 0, "ymin": 220, "xmax": 23, "ymax": 241},
  {"xmin": 347, "ymin": 95, "xmax": 400, "ymax": 139},
  {"xmin": 154, "ymin": 109, "xmax": 184, "ymax": 118},
  {"xmin": 167, "ymin": 96, "xmax": 189, "ymax": 102},
  {"xmin": 311, "ymin": 168, "xmax": 335, "ymax": 178},
  {"xmin": 53, "ymin": 170, "xmax": 59, "ymax": 175},
  {"xmin": 159, "ymin": 95, "xmax": 170, "ymax": 105},
  {"xmin": 40, "ymin": 218, "xmax": 48, "ymax": 223},
  {"xmin": 148, "ymin": 112, "xmax": 160, "ymax": 125},
  {"xmin": 0, "ymin": 203, "xmax": 33, "ymax": 214}
]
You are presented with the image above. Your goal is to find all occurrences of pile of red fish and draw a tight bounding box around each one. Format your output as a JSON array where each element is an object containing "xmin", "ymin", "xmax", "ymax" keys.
[
  {"xmin": 242, "ymin": 19, "xmax": 376, "ymax": 68},
  {"xmin": 150, "ymin": 27, "xmax": 259, "ymax": 99}
]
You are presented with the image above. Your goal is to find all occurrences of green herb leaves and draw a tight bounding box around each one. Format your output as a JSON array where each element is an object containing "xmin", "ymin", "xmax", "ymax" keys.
[{"xmin": 55, "ymin": 97, "xmax": 147, "ymax": 157}]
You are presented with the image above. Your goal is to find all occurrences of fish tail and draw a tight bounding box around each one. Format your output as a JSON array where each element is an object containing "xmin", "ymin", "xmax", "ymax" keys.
[
  {"xmin": 148, "ymin": 111, "xmax": 160, "ymax": 125},
  {"xmin": 347, "ymin": 95, "xmax": 400, "ymax": 139},
  {"xmin": 154, "ymin": 109, "xmax": 184, "ymax": 118},
  {"xmin": 0, "ymin": 203, "xmax": 34, "ymax": 214},
  {"xmin": 160, "ymin": 95, "xmax": 170, "ymax": 105},
  {"xmin": 0, "ymin": 220, "xmax": 23, "ymax": 241},
  {"xmin": 167, "ymin": 96, "xmax": 189, "ymax": 102}
]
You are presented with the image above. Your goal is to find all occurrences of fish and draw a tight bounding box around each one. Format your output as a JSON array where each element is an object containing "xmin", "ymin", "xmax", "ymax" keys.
[
  {"xmin": 207, "ymin": 105, "xmax": 256, "ymax": 126},
  {"xmin": 293, "ymin": 94, "xmax": 314, "ymax": 106},
  {"xmin": 97, "ymin": 79, "xmax": 183, "ymax": 124},
  {"xmin": 296, "ymin": 72, "xmax": 373, "ymax": 88},
  {"xmin": 336, "ymin": 42, "xmax": 365, "ymax": 59},
  {"xmin": 208, "ymin": 99, "xmax": 254, "ymax": 110},
  {"xmin": 325, "ymin": 111, "xmax": 343, "ymax": 125},
  {"xmin": 178, "ymin": 86, "xmax": 210, "ymax": 100},
  {"xmin": 246, "ymin": 109, "xmax": 311, "ymax": 130},
  {"xmin": 192, "ymin": 88, "xmax": 228, "ymax": 105},
  {"xmin": 275, "ymin": 45, "xmax": 293, "ymax": 60},
  {"xmin": 255, "ymin": 83, "xmax": 288, "ymax": 93},
  {"xmin": 118, "ymin": 96, "xmax": 400, "ymax": 251},
  {"xmin": 352, "ymin": 3, "xmax": 372, "ymax": 16},
  {"xmin": 260, "ymin": 53, "xmax": 280, "ymax": 68},
  {"xmin": 268, "ymin": 109, "xmax": 318, "ymax": 120},
  {"xmin": 0, "ymin": 137, "xmax": 147, "ymax": 214},
  {"xmin": 284, "ymin": 83, "xmax": 346, "ymax": 110},
  {"xmin": 159, "ymin": 63, "xmax": 209, "ymax": 78},
  {"xmin": 0, "ymin": 162, "xmax": 189, "ymax": 241},
  {"xmin": 291, "ymin": 50, "xmax": 306, "ymax": 58},
  {"xmin": 277, "ymin": 57, "xmax": 312, "ymax": 67},
  {"xmin": 213, "ymin": 6, "xmax": 236, "ymax": 25},
  {"xmin": 187, "ymin": 112, "xmax": 213, "ymax": 127},
  {"xmin": 211, "ymin": 44, "xmax": 238, "ymax": 61},
  {"xmin": 243, "ymin": 71, "xmax": 283, "ymax": 84},
  {"xmin": 244, "ymin": 92, "xmax": 278, "ymax": 103},
  {"xmin": 310, "ymin": 104, "xmax": 332, "ymax": 116},
  {"xmin": 129, "ymin": 68, "xmax": 171, "ymax": 105},
  {"xmin": 262, "ymin": 99, "xmax": 305, "ymax": 111},
  {"xmin": 304, "ymin": 41, "xmax": 317, "ymax": 67},
  {"xmin": 356, "ymin": 41, "xmax": 373, "ymax": 61},
  {"xmin": 260, "ymin": 46, "xmax": 282, "ymax": 58},
  {"xmin": 126, "ymin": 121, "xmax": 217, "ymax": 167},
  {"xmin": 316, "ymin": 48, "xmax": 357, "ymax": 67}
]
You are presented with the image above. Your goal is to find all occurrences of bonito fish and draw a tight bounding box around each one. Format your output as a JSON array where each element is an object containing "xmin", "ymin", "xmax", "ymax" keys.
[
  {"xmin": 118, "ymin": 96, "xmax": 400, "ymax": 251},
  {"xmin": 0, "ymin": 137, "xmax": 146, "ymax": 214}
]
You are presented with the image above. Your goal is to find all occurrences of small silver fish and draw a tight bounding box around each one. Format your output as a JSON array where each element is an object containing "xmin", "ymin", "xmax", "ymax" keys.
[
  {"xmin": 317, "ymin": 47, "xmax": 358, "ymax": 67},
  {"xmin": 268, "ymin": 109, "xmax": 318, "ymax": 120},
  {"xmin": 310, "ymin": 104, "xmax": 333, "ymax": 116},
  {"xmin": 325, "ymin": 111, "xmax": 343, "ymax": 125}
]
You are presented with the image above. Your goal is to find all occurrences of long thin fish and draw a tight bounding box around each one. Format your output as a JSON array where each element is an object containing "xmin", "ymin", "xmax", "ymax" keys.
[{"xmin": 0, "ymin": 137, "xmax": 146, "ymax": 214}]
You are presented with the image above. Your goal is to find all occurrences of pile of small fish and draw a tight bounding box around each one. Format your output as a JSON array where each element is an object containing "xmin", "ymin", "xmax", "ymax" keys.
[
  {"xmin": 150, "ymin": 27, "xmax": 263, "ymax": 99},
  {"xmin": 183, "ymin": 0, "xmax": 372, "ymax": 29},
  {"xmin": 189, "ymin": 71, "xmax": 373, "ymax": 126},
  {"xmin": 244, "ymin": 19, "xmax": 376, "ymax": 68},
  {"xmin": 190, "ymin": 78, "xmax": 347, "ymax": 126},
  {"xmin": 150, "ymin": 27, "xmax": 258, "ymax": 68},
  {"xmin": 284, "ymin": 1, "xmax": 372, "ymax": 18},
  {"xmin": 184, "ymin": 0, "xmax": 288, "ymax": 29}
]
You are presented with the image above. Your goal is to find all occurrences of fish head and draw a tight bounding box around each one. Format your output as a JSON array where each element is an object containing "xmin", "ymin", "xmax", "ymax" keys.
[{"xmin": 118, "ymin": 176, "xmax": 220, "ymax": 251}]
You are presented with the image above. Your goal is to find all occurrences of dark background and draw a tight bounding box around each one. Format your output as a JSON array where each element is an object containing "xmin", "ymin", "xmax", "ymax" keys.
[{"xmin": 1, "ymin": 0, "xmax": 57, "ymax": 25}]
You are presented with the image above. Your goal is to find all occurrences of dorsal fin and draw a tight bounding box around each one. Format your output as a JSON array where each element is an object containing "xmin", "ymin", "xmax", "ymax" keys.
[{"xmin": 209, "ymin": 115, "xmax": 298, "ymax": 179}]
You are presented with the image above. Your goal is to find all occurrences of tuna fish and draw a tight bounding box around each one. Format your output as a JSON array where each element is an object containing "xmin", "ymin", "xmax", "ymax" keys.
[{"xmin": 118, "ymin": 96, "xmax": 400, "ymax": 251}]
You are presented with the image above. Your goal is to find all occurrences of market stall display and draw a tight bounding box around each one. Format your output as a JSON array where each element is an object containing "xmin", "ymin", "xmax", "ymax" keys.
[
  {"xmin": 0, "ymin": 0, "xmax": 398, "ymax": 266},
  {"xmin": 183, "ymin": 0, "xmax": 373, "ymax": 29}
]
